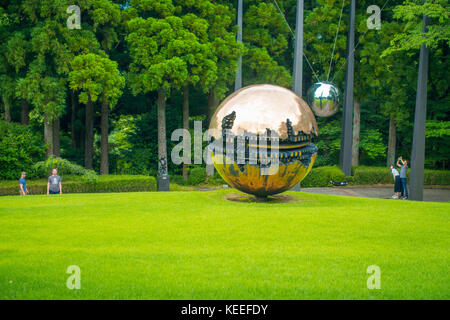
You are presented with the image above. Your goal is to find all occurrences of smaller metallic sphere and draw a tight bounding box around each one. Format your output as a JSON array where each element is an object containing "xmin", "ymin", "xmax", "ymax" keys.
[{"xmin": 307, "ymin": 82, "xmax": 341, "ymax": 117}]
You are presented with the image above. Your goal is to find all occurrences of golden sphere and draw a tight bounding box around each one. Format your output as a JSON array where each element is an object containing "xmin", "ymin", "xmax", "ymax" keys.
[{"xmin": 208, "ymin": 84, "xmax": 319, "ymax": 197}]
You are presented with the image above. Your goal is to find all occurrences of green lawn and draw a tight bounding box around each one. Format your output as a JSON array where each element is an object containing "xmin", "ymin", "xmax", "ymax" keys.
[{"xmin": 0, "ymin": 190, "xmax": 449, "ymax": 299}]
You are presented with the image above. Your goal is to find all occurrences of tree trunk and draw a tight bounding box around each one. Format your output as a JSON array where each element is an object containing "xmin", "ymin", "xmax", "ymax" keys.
[
  {"xmin": 387, "ymin": 116, "xmax": 396, "ymax": 166},
  {"xmin": 182, "ymin": 84, "xmax": 189, "ymax": 179},
  {"xmin": 157, "ymin": 89, "xmax": 167, "ymax": 175},
  {"xmin": 21, "ymin": 99, "xmax": 29, "ymax": 125},
  {"xmin": 84, "ymin": 96, "xmax": 94, "ymax": 169},
  {"xmin": 100, "ymin": 93, "xmax": 109, "ymax": 175},
  {"xmin": 53, "ymin": 117, "xmax": 60, "ymax": 157},
  {"xmin": 351, "ymin": 98, "xmax": 360, "ymax": 167},
  {"xmin": 44, "ymin": 113, "xmax": 54, "ymax": 159},
  {"xmin": 207, "ymin": 87, "xmax": 219, "ymax": 123},
  {"xmin": 71, "ymin": 91, "xmax": 77, "ymax": 148},
  {"xmin": 3, "ymin": 97, "xmax": 11, "ymax": 122}
]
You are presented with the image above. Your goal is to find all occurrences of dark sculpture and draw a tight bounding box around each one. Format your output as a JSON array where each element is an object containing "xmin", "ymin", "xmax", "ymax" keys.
[{"xmin": 158, "ymin": 156, "xmax": 168, "ymax": 176}]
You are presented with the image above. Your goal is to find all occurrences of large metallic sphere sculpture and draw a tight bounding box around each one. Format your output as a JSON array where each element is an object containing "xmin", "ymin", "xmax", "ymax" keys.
[
  {"xmin": 208, "ymin": 84, "xmax": 318, "ymax": 197},
  {"xmin": 306, "ymin": 82, "xmax": 340, "ymax": 117}
]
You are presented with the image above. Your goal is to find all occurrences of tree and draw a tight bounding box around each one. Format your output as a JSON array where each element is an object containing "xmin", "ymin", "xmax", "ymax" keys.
[
  {"xmin": 383, "ymin": 0, "xmax": 450, "ymax": 54},
  {"xmin": 243, "ymin": 0, "xmax": 292, "ymax": 87},
  {"xmin": 127, "ymin": 2, "xmax": 198, "ymax": 177},
  {"xmin": 0, "ymin": 75, "xmax": 15, "ymax": 122},
  {"xmin": 0, "ymin": 31, "xmax": 30, "ymax": 123},
  {"xmin": 174, "ymin": 2, "xmax": 225, "ymax": 178},
  {"xmin": 69, "ymin": 53, "xmax": 124, "ymax": 172},
  {"xmin": 195, "ymin": 1, "xmax": 243, "ymax": 121},
  {"xmin": 16, "ymin": 68, "xmax": 66, "ymax": 158}
]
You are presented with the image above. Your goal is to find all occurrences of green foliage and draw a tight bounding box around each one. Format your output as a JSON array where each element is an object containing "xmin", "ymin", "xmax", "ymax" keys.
[
  {"xmin": 301, "ymin": 165, "xmax": 450, "ymax": 187},
  {"xmin": 425, "ymin": 120, "xmax": 450, "ymax": 167},
  {"xmin": 127, "ymin": 15, "xmax": 189, "ymax": 95},
  {"xmin": 0, "ymin": 175, "xmax": 156, "ymax": 196},
  {"xmin": 383, "ymin": 0, "xmax": 450, "ymax": 55},
  {"xmin": 423, "ymin": 168, "xmax": 450, "ymax": 185},
  {"xmin": 108, "ymin": 105, "xmax": 182, "ymax": 175},
  {"xmin": 352, "ymin": 166, "xmax": 450, "ymax": 186},
  {"xmin": 0, "ymin": 122, "xmax": 46, "ymax": 180},
  {"xmin": 359, "ymin": 129, "xmax": 387, "ymax": 163},
  {"xmin": 32, "ymin": 156, "xmax": 96, "ymax": 178},
  {"xmin": 80, "ymin": 170, "xmax": 100, "ymax": 184},
  {"xmin": 207, "ymin": 170, "xmax": 226, "ymax": 186},
  {"xmin": 301, "ymin": 166, "xmax": 346, "ymax": 187},
  {"xmin": 314, "ymin": 119, "xmax": 341, "ymax": 166},
  {"xmin": 0, "ymin": 0, "xmax": 449, "ymax": 175},
  {"xmin": 242, "ymin": 0, "xmax": 291, "ymax": 87},
  {"xmin": 69, "ymin": 53, "xmax": 125, "ymax": 106},
  {"xmin": 188, "ymin": 167, "xmax": 207, "ymax": 185},
  {"xmin": 352, "ymin": 166, "xmax": 393, "ymax": 185}
]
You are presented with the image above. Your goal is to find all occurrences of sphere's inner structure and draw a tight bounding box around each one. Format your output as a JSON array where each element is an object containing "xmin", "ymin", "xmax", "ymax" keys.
[{"xmin": 208, "ymin": 84, "xmax": 319, "ymax": 197}]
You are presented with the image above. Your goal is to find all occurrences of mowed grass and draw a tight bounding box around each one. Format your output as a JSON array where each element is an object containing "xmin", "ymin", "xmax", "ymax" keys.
[{"xmin": 0, "ymin": 190, "xmax": 449, "ymax": 300}]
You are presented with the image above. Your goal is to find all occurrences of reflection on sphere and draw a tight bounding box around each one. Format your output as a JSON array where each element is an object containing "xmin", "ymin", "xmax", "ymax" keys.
[{"xmin": 307, "ymin": 82, "xmax": 340, "ymax": 117}]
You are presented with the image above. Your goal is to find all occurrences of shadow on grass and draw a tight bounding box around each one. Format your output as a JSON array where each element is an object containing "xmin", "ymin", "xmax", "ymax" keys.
[{"xmin": 225, "ymin": 193, "xmax": 299, "ymax": 204}]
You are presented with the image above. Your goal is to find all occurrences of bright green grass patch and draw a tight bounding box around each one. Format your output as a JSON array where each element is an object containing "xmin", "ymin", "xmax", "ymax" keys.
[{"xmin": 0, "ymin": 191, "xmax": 449, "ymax": 299}]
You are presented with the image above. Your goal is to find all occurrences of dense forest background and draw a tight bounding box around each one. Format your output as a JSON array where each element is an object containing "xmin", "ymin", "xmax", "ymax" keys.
[{"xmin": 0, "ymin": 0, "xmax": 448, "ymax": 180}]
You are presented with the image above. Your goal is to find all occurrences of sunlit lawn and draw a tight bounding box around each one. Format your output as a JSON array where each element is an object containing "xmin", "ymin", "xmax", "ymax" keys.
[{"xmin": 0, "ymin": 190, "xmax": 448, "ymax": 299}]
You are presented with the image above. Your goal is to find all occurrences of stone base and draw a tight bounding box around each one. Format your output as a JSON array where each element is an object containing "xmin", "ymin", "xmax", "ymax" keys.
[{"xmin": 157, "ymin": 175, "xmax": 170, "ymax": 191}]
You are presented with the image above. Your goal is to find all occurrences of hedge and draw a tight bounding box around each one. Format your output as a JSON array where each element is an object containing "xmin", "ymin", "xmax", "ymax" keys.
[
  {"xmin": 301, "ymin": 166, "xmax": 346, "ymax": 187},
  {"xmin": 0, "ymin": 175, "xmax": 156, "ymax": 196},
  {"xmin": 352, "ymin": 166, "xmax": 450, "ymax": 186},
  {"xmin": 188, "ymin": 167, "xmax": 207, "ymax": 186},
  {"xmin": 301, "ymin": 165, "xmax": 450, "ymax": 187}
]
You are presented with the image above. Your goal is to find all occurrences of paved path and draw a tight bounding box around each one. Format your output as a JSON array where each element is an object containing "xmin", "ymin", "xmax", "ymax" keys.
[{"xmin": 300, "ymin": 186, "xmax": 450, "ymax": 202}]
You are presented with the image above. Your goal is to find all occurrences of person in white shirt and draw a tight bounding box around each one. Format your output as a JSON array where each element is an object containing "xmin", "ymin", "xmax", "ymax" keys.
[{"xmin": 390, "ymin": 165, "xmax": 402, "ymax": 199}]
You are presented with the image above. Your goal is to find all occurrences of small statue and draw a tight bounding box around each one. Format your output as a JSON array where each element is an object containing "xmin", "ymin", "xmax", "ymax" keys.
[{"xmin": 158, "ymin": 156, "xmax": 168, "ymax": 176}]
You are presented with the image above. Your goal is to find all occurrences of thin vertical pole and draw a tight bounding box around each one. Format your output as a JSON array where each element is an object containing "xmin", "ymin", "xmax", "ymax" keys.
[
  {"xmin": 410, "ymin": 15, "xmax": 429, "ymax": 201},
  {"xmin": 291, "ymin": 0, "xmax": 304, "ymax": 192},
  {"xmin": 339, "ymin": 0, "xmax": 355, "ymax": 177},
  {"xmin": 235, "ymin": 0, "xmax": 243, "ymax": 91},
  {"xmin": 292, "ymin": 0, "xmax": 304, "ymax": 96}
]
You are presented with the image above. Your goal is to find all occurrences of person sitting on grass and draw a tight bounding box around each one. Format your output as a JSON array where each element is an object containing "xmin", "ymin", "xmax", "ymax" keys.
[
  {"xmin": 47, "ymin": 168, "xmax": 62, "ymax": 195},
  {"xmin": 397, "ymin": 156, "xmax": 409, "ymax": 200},
  {"xmin": 19, "ymin": 171, "xmax": 28, "ymax": 196},
  {"xmin": 390, "ymin": 165, "xmax": 402, "ymax": 199}
]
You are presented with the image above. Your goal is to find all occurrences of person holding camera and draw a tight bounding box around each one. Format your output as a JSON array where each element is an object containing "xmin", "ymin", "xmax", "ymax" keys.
[{"xmin": 397, "ymin": 157, "xmax": 408, "ymax": 200}]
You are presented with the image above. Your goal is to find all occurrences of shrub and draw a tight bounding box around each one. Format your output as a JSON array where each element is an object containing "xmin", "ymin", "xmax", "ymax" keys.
[
  {"xmin": 352, "ymin": 166, "xmax": 392, "ymax": 185},
  {"xmin": 170, "ymin": 174, "xmax": 188, "ymax": 186},
  {"xmin": 301, "ymin": 166, "xmax": 347, "ymax": 187},
  {"xmin": 32, "ymin": 156, "xmax": 95, "ymax": 178},
  {"xmin": 188, "ymin": 167, "xmax": 207, "ymax": 185},
  {"xmin": 81, "ymin": 170, "xmax": 99, "ymax": 184},
  {"xmin": 0, "ymin": 122, "xmax": 46, "ymax": 180},
  {"xmin": 423, "ymin": 169, "xmax": 450, "ymax": 186},
  {"xmin": 207, "ymin": 170, "xmax": 226, "ymax": 185}
]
